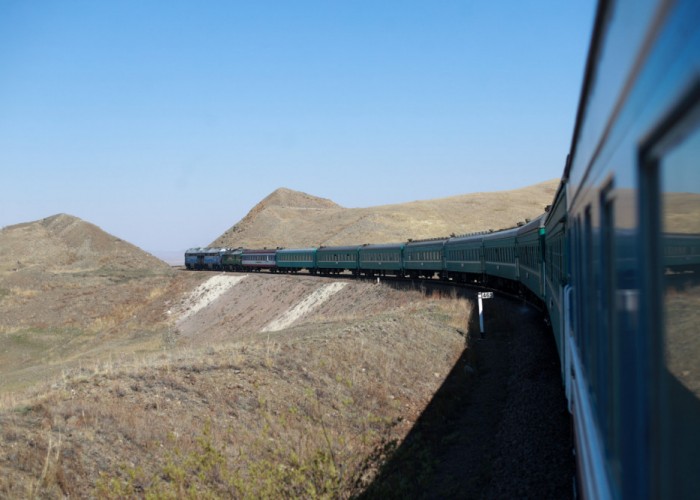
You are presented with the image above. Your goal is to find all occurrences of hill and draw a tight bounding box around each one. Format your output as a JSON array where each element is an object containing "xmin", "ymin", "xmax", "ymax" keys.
[
  {"xmin": 0, "ymin": 214, "xmax": 178, "ymax": 392},
  {"xmin": 210, "ymin": 180, "xmax": 559, "ymax": 248},
  {"xmin": 0, "ymin": 193, "xmax": 572, "ymax": 497},
  {"xmin": 0, "ymin": 214, "xmax": 169, "ymax": 274}
]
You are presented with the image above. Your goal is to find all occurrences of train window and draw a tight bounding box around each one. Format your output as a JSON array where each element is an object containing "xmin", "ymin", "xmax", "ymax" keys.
[
  {"xmin": 643, "ymin": 98, "xmax": 700, "ymax": 498},
  {"xmin": 600, "ymin": 183, "xmax": 622, "ymax": 483},
  {"xmin": 585, "ymin": 205, "xmax": 599, "ymax": 400}
]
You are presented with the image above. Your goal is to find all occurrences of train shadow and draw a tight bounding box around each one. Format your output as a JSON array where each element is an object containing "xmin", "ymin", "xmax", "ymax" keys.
[
  {"xmin": 356, "ymin": 286, "xmax": 566, "ymax": 499},
  {"xmin": 357, "ymin": 310, "xmax": 485, "ymax": 498}
]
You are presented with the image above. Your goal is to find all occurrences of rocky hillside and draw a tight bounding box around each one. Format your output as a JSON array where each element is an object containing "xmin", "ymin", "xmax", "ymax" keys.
[
  {"xmin": 0, "ymin": 214, "xmax": 169, "ymax": 274},
  {"xmin": 210, "ymin": 180, "xmax": 559, "ymax": 249}
]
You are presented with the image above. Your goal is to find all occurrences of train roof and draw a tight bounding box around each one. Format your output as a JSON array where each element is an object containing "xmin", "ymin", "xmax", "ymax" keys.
[
  {"xmin": 185, "ymin": 247, "xmax": 227, "ymax": 254},
  {"xmin": 276, "ymin": 247, "xmax": 317, "ymax": 253},
  {"xmin": 404, "ymin": 237, "xmax": 449, "ymax": 247},
  {"xmin": 446, "ymin": 233, "xmax": 484, "ymax": 245},
  {"xmin": 516, "ymin": 214, "xmax": 546, "ymax": 236},
  {"xmin": 481, "ymin": 226, "xmax": 520, "ymax": 241},
  {"xmin": 241, "ymin": 248, "xmax": 278, "ymax": 254},
  {"xmin": 317, "ymin": 245, "xmax": 362, "ymax": 252},
  {"xmin": 359, "ymin": 242, "xmax": 405, "ymax": 250}
]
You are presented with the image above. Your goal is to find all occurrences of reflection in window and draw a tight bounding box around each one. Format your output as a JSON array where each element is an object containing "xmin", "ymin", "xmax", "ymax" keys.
[
  {"xmin": 662, "ymin": 126, "xmax": 700, "ymax": 398},
  {"xmin": 659, "ymin": 121, "xmax": 700, "ymax": 498}
]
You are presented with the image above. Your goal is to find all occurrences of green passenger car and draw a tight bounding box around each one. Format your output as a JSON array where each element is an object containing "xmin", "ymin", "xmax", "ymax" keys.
[
  {"xmin": 403, "ymin": 238, "xmax": 447, "ymax": 279},
  {"xmin": 482, "ymin": 227, "xmax": 520, "ymax": 283},
  {"xmin": 516, "ymin": 215, "xmax": 546, "ymax": 301},
  {"xmin": 544, "ymin": 183, "xmax": 568, "ymax": 365},
  {"xmin": 444, "ymin": 233, "xmax": 486, "ymax": 281},
  {"xmin": 316, "ymin": 245, "xmax": 361, "ymax": 275},
  {"xmin": 358, "ymin": 243, "xmax": 404, "ymax": 277},
  {"xmin": 276, "ymin": 248, "xmax": 317, "ymax": 273}
]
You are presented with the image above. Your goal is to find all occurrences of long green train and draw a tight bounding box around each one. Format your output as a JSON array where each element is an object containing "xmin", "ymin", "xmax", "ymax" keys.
[
  {"xmin": 185, "ymin": 0, "xmax": 700, "ymax": 495},
  {"xmin": 184, "ymin": 219, "xmax": 547, "ymax": 304}
]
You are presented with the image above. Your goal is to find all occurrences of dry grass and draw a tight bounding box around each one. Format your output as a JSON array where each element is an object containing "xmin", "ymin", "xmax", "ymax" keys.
[
  {"xmin": 211, "ymin": 181, "xmax": 558, "ymax": 248},
  {"xmin": 0, "ymin": 287, "xmax": 469, "ymax": 498},
  {"xmin": 0, "ymin": 183, "xmax": 551, "ymax": 496},
  {"xmin": 0, "ymin": 267, "xmax": 206, "ymax": 393}
]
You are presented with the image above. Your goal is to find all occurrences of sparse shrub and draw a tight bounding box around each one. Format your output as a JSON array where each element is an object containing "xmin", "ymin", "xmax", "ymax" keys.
[
  {"xmin": 97, "ymin": 419, "xmax": 347, "ymax": 499},
  {"xmin": 3, "ymin": 276, "xmax": 471, "ymax": 497}
]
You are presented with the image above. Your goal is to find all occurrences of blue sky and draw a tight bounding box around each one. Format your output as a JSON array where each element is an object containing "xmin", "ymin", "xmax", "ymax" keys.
[{"xmin": 0, "ymin": 1, "xmax": 596, "ymax": 256}]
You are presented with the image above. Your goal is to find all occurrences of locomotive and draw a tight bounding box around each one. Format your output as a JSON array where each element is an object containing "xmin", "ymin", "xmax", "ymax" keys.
[{"xmin": 186, "ymin": 0, "xmax": 700, "ymax": 497}]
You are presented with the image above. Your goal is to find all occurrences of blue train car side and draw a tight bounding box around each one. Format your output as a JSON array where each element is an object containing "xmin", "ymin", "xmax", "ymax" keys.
[
  {"xmin": 185, "ymin": 247, "xmax": 225, "ymax": 270},
  {"xmin": 563, "ymin": 0, "xmax": 700, "ymax": 496},
  {"xmin": 184, "ymin": 248, "xmax": 202, "ymax": 270}
]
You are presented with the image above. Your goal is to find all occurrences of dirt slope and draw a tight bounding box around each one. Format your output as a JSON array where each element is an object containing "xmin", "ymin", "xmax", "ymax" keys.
[
  {"xmin": 0, "ymin": 214, "xmax": 181, "ymax": 392},
  {"xmin": 210, "ymin": 180, "xmax": 559, "ymax": 248},
  {"xmin": 0, "ymin": 214, "xmax": 169, "ymax": 274},
  {"xmin": 0, "ymin": 276, "xmax": 469, "ymax": 498}
]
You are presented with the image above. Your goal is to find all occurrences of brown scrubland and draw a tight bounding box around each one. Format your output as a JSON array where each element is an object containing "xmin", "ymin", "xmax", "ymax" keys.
[{"xmin": 0, "ymin": 181, "xmax": 564, "ymax": 497}]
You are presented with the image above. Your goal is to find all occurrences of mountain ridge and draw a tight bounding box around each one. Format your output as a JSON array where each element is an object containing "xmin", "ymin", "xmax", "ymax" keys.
[
  {"xmin": 0, "ymin": 213, "xmax": 169, "ymax": 274},
  {"xmin": 210, "ymin": 180, "xmax": 559, "ymax": 249}
]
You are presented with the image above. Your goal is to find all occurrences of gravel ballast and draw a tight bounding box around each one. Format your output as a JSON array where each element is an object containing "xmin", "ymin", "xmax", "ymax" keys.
[{"xmin": 362, "ymin": 291, "xmax": 575, "ymax": 498}]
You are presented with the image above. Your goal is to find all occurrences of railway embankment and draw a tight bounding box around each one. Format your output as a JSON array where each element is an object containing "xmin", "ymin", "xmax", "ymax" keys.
[
  {"xmin": 0, "ymin": 266, "xmax": 573, "ymax": 497},
  {"xmin": 362, "ymin": 291, "xmax": 574, "ymax": 498},
  {"xmin": 0, "ymin": 274, "xmax": 471, "ymax": 497}
]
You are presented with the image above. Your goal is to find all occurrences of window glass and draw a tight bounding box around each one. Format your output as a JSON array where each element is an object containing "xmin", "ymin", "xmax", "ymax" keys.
[
  {"xmin": 658, "ymin": 120, "xmax": 700, "ymax": 498},
  {"xmin": 661, "ymin": 127, "xmax": 700, "ymax": 395},
  {"xmin": 600, "ymin": 187, "xmax": 620, "ymax": 477}
]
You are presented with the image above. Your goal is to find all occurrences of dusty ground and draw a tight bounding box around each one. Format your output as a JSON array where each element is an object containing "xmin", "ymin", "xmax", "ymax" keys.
[{"xmin": 0, "ymin": 272, "xmax": 470, "ymax": 498}]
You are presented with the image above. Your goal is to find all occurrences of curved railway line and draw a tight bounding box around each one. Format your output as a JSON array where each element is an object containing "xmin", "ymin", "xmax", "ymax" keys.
[
  {"xmin": 186, "ymin": 1, "xmax": 700, "ymax": 497},
  {"xmin": 178, "ymin": 268, "xmax": 574, "ymax": 496}
]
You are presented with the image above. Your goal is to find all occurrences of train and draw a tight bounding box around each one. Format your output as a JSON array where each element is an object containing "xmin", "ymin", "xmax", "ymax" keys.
[
  {"xmin": 186, "ymin": 1, "xmax": 700, "ymax": 498},
  {"xmin": 184, "ymin": 222, "xmax": 546, "ymax": 297}
]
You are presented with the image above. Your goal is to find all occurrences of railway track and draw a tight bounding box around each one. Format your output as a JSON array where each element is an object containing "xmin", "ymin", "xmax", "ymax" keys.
[{"xmin": 179, "ymin": 268, "xmax": 573, "ymax": 495}]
